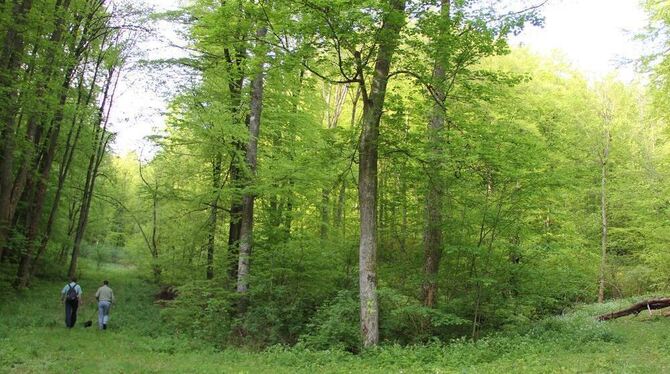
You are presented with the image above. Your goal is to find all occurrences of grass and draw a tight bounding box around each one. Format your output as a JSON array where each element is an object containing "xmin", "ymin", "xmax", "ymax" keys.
[{"xmin": 2, "ymin": 262, "xmax": 670, "ymax": 373}]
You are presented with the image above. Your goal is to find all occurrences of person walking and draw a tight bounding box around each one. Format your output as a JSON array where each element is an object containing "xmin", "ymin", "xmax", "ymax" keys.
[
  {"xmin": 95, "ymin": 280, "xmax": 115, "ymax": 330},
  {"xmin": 61, "ymin": 277, "xmax": 82, "ymax": 328}
]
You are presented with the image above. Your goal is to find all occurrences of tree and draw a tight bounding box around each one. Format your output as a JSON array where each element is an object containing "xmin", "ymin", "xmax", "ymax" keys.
[{"xmin": 236, "ymin": 22, "xmax": 269, "ymax": 296}]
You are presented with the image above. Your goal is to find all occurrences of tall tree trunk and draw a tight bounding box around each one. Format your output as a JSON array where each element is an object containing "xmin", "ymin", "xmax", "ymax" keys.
[
  {"xmin": 357, "ymin": 0, "xmax": 406, "ymax": 348},
  {"xmin": 227, "ymin": 164, "xmax": 243, "ymax": 281},
  {"xmin": 58, "ymin": 199, "xmax": 79, "ymax": 263},
  {"xmin": 206, "ymin": 152, "xmax": 222, "ymax": 280},
  {"xmin": 598, "ymin": 128, "xmax": 610, "ymax": 303},
  {"xmin": 150, "ymin": 176, "xmax": 160, "ymax": 280},
  {"xmin": 421, "ymin": 0, "xmax": 450, "ymax": 309},
  {"xmin": 68, "ymin": 135, "xmax": 104, "ymax": 278},
  {"xmin": 225, "ymin": 44, "xmax": 246, "ymax": 284},
  {"xmin": 236, "ymin": 25, "xmax": 268, "ymax": 296}
]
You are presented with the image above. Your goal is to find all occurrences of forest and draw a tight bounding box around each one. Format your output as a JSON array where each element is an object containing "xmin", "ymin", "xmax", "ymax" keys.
[{"xmin": 3, "ymin": 0, "xmax": 670, "ymax": 370}]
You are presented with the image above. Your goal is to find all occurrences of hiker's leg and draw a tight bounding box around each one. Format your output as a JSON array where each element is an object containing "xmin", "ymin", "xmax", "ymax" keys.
[
  {"xmin": 71, "ymin": 299, "xmax": 78, "ymax": 327},
  {"xmin": 101, "ymin": 301, "xmax": 110, "ymax": 328},
  {"xmin": 98, "ymin": 302, "xmax": 105, "ymax": 329},
  {"xmin": 65, "ymin": 302, "xmax": 71, "ymax": 327}
]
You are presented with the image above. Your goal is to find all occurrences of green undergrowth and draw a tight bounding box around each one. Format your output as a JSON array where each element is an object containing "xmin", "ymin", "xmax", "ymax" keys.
[{"xmin": 2, "ymin": 264, "xmax": 670, "ymax": 373}]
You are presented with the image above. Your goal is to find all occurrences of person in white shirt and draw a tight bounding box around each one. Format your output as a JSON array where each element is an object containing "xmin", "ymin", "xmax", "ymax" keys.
[{"xmin": 60, "ymin": 277, "xmax": 82, "ymax": 328}]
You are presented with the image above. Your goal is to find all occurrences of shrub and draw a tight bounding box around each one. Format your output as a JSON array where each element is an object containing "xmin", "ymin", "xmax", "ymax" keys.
[
  {"xmin": 161, "ymin": 280, "xmax": 238, "ymax": 347},
  {"xmin": 298, "ymin": 290, "xmax": 360, "ymax": 352},
  {"xmin": 378, "ymin": 287, "xmax": 469, "ymax": 345}
]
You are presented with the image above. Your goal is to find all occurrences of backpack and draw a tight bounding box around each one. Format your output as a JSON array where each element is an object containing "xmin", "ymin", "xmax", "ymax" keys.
[{"xmin": 66, "ymin": 283, "xmax": 78, "ymax": 301}]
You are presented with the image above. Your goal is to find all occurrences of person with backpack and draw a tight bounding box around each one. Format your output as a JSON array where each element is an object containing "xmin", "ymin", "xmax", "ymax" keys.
[
  {"xmin": 95, "ymin": 280, "xmax": 115, "ymax": 330},
  {"xmin": 61, "ymin": 277, "xmax": 82, "ymax": 328}
]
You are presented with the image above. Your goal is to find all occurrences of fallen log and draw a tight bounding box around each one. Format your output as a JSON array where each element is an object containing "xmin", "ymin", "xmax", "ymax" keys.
[{"xmin": 597, "ymin": 298, "xmax": 670, "ymax": 321}]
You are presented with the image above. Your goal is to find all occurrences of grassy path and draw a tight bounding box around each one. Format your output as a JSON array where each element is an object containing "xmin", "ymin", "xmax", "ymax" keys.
[{"xmin": 3, "ymin": 263, "xmax": 670, "ymax": 373}]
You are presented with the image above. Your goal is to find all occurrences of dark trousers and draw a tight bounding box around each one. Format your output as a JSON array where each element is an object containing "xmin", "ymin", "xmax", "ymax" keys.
[{"xmin": 65, "ymin": 299, "xmax": 79, "ymax": 328}]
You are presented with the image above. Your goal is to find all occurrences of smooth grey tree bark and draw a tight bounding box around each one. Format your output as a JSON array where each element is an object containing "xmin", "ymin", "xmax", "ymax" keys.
[
  {"xmin": 206, "ymin": 153, "xmax": 222, "ymax": 280},
  {"xmin": 357, "ymin": 0, "xmax": 406, "ymax": 347},
  {"xmin": 224, "ymin": 42, "xmax": 246, "ymax": 284},
  {"xmin": 236, "ymin": 25, "xmax": 268, "ymax": 296}
]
